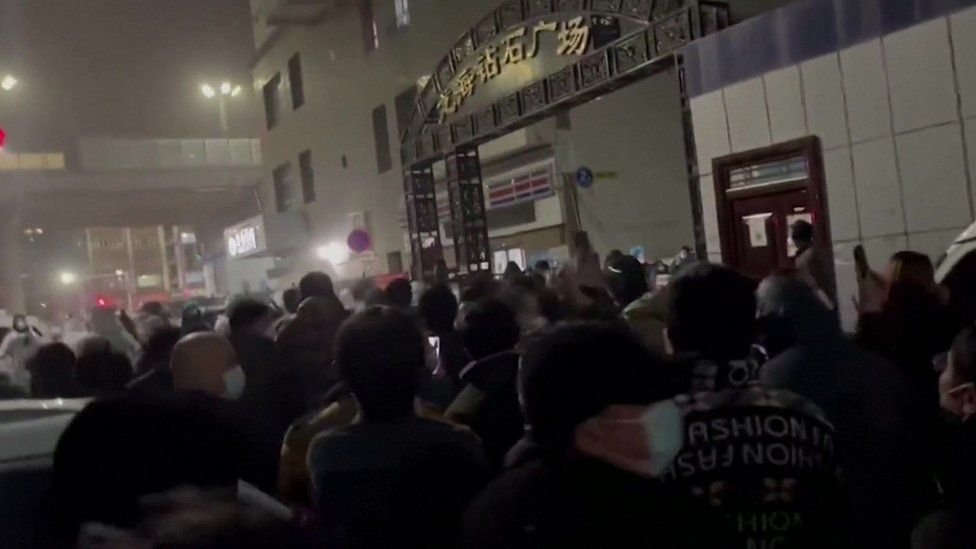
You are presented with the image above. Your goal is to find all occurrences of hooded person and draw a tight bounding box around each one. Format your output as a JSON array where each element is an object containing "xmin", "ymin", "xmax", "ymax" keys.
[
  {"xmin": 27, "ymin": 342, "xmax": 86, "ymax": 399},
  {"xmin": 758, "ymin": 274, "xmax": 932, "ymax": 545},
  {"xmin": 657, "ymin": 263, "xmax": 844, "ymax": 547},
  {"xmin": 446, "ymin": 298, "xmax": 524, "ymax": 470},
  {"xmin": 462, "ymin": 323, "xmax": 730, "ymax": 548},
  {"xmin": 0, "ymin": 314, "xmax": 44, "ymax": 392},
  {"xmin": 127, "ymin": 326, "xmax": 182, "ymax": 399},
  {"xmin": 276, "ymin": 272, "xmax": 350, "ymax": 412},
  {"xmin": 53, "ymin": 375, "xmax": 244, "ymax": 545},
  {"xmin": 607, "ymin": 255, "xmax": 649, "ymax": 309},
  {"xmin": 89, "ymin": 307, "xmax": 141, "ymax": 361}
]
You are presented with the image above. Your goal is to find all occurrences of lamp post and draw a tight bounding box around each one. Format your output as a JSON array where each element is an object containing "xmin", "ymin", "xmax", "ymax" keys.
[{"xmin": 201, "ymin": 81, "xmax": 242, "ymax": 137}]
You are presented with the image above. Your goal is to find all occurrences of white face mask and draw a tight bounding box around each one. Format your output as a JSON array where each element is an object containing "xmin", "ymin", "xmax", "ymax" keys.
[{"xmin": 222, "ymin": 365, "xmax": 246, "ymax": 400}]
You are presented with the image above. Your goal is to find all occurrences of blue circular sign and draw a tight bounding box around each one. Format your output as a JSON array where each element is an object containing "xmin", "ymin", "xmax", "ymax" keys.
[{"xmin": 575, "ymin": 166, "xmax": 595, "ymax": 189}]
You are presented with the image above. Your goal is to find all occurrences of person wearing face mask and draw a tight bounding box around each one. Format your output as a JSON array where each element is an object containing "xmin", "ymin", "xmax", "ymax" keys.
[
  {"xmin": 169, "ymin": 332, "xmax": 287, "ymax": 493},
  {"xmin": 52, "ymin": 333, "xmax": 246, "ymax": 543},
  {"xmin": 0, "ymin": 313, "xmax": 44, "ymax": 392},
  {"xmin": 170, "ymin": 332, "xmax": 244, "ymax": 399},
  {"xmin": 462, "ymin": 323, "xmax": 731, "ymax": 548}
]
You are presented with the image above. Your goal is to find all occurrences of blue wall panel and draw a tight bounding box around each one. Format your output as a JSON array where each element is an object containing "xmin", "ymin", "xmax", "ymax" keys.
[{"xmin": 684, "ymin": 0, "xmax": 976, "ymax": 97}]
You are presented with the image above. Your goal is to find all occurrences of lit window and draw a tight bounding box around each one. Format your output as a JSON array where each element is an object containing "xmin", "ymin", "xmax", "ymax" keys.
[{"xmin": 395, "ymin": 0, "xmax": 409, "ymax": 28}]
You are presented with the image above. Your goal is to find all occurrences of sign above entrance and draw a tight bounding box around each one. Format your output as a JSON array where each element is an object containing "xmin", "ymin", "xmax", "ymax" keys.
[
  {"xmin": 401, "ymin": 0, "xmax": 731, "ymax": 167},
  {"xmin": 437, "ymin": 16, "xmax": 592, "ymax": 122}
]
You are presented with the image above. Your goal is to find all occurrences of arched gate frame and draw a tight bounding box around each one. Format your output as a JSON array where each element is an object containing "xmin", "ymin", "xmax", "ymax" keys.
[{"xmin": 401, "ymin": 0, "xmax": 730, "ymax": 281}]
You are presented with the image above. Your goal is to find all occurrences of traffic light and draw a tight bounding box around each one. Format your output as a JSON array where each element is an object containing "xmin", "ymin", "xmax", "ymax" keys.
[{"xmin": 0, "ymin": 127, "xmax": 6, "ymax": 150}]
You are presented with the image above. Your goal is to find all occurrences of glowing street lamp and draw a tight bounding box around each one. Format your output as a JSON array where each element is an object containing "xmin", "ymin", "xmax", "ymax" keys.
[
  {"xmin": 59, "ymin": 272, "xmax": 78, "ymax": 285},
  {"xmin": 200, "ymin": 80, "xmax": 242, "ymax": 136},
  {"xmin": 316, "ymin": 242, "xmax": 349, "ymax": 266},
  {"xmin": 0, "ymin": 74, "xmax": 17, "ymax": 91}
]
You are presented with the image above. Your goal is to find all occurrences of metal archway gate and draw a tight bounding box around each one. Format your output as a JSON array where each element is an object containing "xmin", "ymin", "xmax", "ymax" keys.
[{"xmin": 401, "ymin": 0, "xmax": 730, "ymax": 280}]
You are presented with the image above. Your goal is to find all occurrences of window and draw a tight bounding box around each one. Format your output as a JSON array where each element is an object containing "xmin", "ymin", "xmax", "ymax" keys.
[
  {"xmin": 360, "ymin": 0, "xmax": 378, "ymax": 54},
  {"xmin": 372, "ymin": 104, "xmax": 392, "ymax": 173},
  {"xmin": 394, "ymin": 85, "xmax": 418, "ymax": 139},
  {"xmin": 288, "ymin": 53, "xmax": 305, "ymax": 110},
  {"xmin": 262, "ymin": 72, "xmax": 283, "ymax": 130},
  {"xmin": 273, "ymin": 162, "xmax": 294, "ymax": 212},
  {"xmin": 394, "ymin": 0, "xmax": 409, "ymax": 28},
  {"xmin": 387, "ymin": 251, "xmax": 404, "ymax": 274},
  {"xmin": 299, "ymin": 149, "xmax": 315, "ymax": 204}
]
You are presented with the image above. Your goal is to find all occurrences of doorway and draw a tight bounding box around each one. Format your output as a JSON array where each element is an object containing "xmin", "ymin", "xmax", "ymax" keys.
[{"xmin": 713, "ymin": 137, "xmax": 833, "ymax": 296}]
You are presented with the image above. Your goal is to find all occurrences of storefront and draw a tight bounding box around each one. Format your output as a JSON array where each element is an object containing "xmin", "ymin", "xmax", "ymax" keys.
[
  {"xmin": 399, "ymin": 0, "xmax": 731, "ymax": 280},
  {"xmin": 221, "ymin": 212, "xmax": 308, "ymax": 297}
]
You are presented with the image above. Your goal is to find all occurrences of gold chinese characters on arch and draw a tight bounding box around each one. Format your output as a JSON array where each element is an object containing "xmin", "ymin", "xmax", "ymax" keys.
[{"xmin": 438, "ymin": 16, "xmax": 590, "ymax": 122}]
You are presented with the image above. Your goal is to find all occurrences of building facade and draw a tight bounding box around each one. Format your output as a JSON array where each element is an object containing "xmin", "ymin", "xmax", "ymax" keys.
[{"xmin": 250, "ymin": 0, "xmax": 976, "ymax": 330}]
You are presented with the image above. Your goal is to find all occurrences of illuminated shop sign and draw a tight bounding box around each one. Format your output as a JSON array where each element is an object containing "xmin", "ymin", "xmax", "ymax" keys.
[
  {"xmin": 225, "ymin": 221, "xmax": 264, "ymax": 259},
  {"xmin": 437, "ymin": 16, "xmax": 591, "ymax": 121}
]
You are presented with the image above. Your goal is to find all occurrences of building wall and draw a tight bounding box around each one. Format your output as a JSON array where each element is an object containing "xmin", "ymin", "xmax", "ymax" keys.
[
  {"xmin": 568, "ymin": 73, "xmax": 694, "ymax": 260},
  {"xmin": 252, "ymin": 1, "xmax": 496, "ymax": 284},
  {"xmin": 691, "ymin": 4, "xmax": 976, "ymax": 329},
  {"xmin": 252, "ymin": 1, "xmax": 698, "ymax": 283}
]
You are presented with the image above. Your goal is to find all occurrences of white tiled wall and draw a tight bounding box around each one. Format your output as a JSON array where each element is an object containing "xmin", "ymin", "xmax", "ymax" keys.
[
  {"xmin": 690, "ymin": 90, "xmax": 731, "ymax": 177},
  {"xmin": 885, "ymin": 18, "xmax": 959, "ymax": 134},
  {"xmin": 965, "ymin": 119, "xmax": 976, "ymax": 213},
  {"xmin": 691, "ymin": 7, "xmax": 976, "ymax": 331},
  {"xmin": 895, "ymin": 123, "xmax": 971, "ymax": 232},
  {"xmin": 839, "ymin": 39, "xmax": 891, "ymax": 144},
  {"xmin": 763, "ymin": 66, "xmax": 807, "ymax": 143},
  {"xmin": 822, "ymin": 147, "xmax": 859, "ymax": 242},
  {"xmin": 800, "ymin": 54, "xmax": 848, "ymax": 150},
  {"xmin": 724, "ymin": 78, "xmax": 772, "ymax": 152},
  {"xmin": 953, "ymin": 6, "xmax": 976, "ymax": 118},
  {"xmin": 851, "ymin": 138, "xmax": 905, "ymax": 238}
]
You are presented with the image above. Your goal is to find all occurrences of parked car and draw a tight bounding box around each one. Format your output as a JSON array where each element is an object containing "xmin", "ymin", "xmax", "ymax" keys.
[
  {"xmin": 0, "ymin": 398, "xmax": 89, "ymax": 548},
  {"xmin": 936, "ymin": 221, "xmax": 976, "ymax": 283}
]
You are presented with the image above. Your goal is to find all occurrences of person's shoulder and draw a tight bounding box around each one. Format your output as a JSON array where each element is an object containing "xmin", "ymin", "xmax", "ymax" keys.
[
  {"xmin": 287, "ymin": 396, "xmax": 359, "ymax": 447},
  {"xmin": 463, "ymin": 462, "xmax": 547, "ymax": 523},
  {"xmin": 674, "ymin": 386, "xmax": 832, "ymax": 426},
  {"xmin": 412, "ymin": 415, "xmax": 482, "ymax": 444}
]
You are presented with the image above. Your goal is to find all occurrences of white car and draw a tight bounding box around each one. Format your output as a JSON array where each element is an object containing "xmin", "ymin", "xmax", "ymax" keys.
[
  {"xmin": 0, "ymin": 398, "xmax": 89, "ymax": 548},
  {"xmin": 0, "ymin": 398, "xmax": 89, "ymax": 464},
  {"xmin": 936, "ymin": 221, "xmax": 976, "ymax": 283}
]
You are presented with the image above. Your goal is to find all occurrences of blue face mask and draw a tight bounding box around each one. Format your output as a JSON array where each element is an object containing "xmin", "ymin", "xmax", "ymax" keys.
[
  {"xmin": 222, "ymin": 365, "xmax": 246, "ymax": 400},
  {"xmin": 639, "ymin": 400, "xmax": 685, "ymax": 475}
]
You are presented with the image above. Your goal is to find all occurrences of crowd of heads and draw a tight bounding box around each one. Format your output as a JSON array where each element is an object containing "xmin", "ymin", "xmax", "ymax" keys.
[{"xmin": 0, "ymin": 240, "xmax": 972, "ymax": 548}]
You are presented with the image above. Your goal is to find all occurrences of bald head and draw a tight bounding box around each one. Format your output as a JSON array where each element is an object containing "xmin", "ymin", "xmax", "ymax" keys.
[{"xmin": 170, "ymin": 332, "xmax": 237, "ymax": 396}]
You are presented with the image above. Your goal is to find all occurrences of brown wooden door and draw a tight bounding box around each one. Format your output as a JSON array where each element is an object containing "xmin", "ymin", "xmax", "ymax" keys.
[
  {"xmin": 713, "ymin": 137, "xmax": 833, "ymax": 297},
  {"xmin": 728, "ymin": 188, "xmax": 810, "ymax": 281}
]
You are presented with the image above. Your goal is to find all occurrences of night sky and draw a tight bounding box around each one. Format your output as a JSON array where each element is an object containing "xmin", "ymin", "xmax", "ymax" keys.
[{"xmin": 0, "ymin": 0, "xmax": 259, "ymax": 153}]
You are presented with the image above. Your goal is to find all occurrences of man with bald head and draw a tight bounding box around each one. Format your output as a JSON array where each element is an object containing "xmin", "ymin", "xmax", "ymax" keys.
[
  {"xmin": 53, "ymin": 333, "xmax": 246, "ymax": 543},
  {"xmin": 171, "ymin": 332, "xmax": 244, "ymax": 399}
]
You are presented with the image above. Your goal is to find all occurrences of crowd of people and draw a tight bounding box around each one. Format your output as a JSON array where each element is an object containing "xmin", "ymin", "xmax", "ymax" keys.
[{"xmin": 2, "ymin": 234, "xmax": 976, "ymax": 548}]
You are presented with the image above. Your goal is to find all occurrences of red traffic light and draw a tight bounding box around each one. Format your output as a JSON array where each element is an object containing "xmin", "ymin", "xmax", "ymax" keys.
[{"xmin": 0, "ymin": 127, "xmax": 6, "ymax": 150}]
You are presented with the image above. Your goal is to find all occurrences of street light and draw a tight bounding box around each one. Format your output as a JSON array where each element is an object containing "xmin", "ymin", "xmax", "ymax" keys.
[
  {"xmin": 316, "ymin": 242, "xmax": 349, "ymax": 266},
  {"xmin": 1, "ymin": 75, "xmax": 17, "ymax": 92},
  {"xmin": 59, "ymin": 272, "xmax": 78, "ymax": 285},
  {"xmin": 200, "ymin": 80, "xmax": 243, "ymax": 137}
]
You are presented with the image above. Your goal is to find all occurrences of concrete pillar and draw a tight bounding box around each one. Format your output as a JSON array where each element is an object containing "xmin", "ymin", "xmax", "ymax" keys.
[{"xmin": 0, "ymin": 209, "xmax": 26, "ymax": 314}]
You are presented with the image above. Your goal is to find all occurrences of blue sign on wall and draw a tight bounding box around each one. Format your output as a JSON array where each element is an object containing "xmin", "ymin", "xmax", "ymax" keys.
[{"xmin": 575, "ymin": 166, "xmax": 595, "ymax": 189}]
